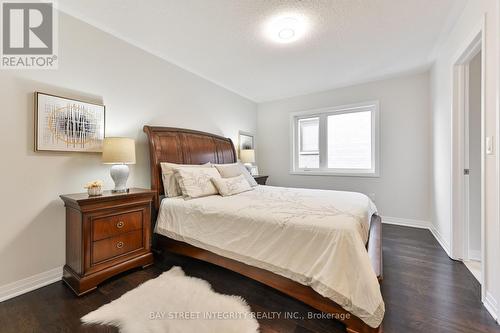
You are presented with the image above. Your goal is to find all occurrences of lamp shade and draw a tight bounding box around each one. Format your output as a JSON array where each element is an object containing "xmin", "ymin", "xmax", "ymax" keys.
[
  {"xmin": 240, "ymin": 149, "xmax": 255, "ymax": 163},
  {"xmin": 102, "ymin": 137, "xmax": 136, "ymax": 164}
]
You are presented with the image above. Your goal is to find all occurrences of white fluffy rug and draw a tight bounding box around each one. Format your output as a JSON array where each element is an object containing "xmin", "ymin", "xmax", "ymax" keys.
[{"xmin": 81, "ymin": 267, "xmax": 259, "ymax": 333}]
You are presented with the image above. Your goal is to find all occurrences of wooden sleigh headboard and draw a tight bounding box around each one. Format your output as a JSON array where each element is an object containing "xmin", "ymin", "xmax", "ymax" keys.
[{"xmin": 143, "ymin": 126, "xmax": 237, "ymax": 210}]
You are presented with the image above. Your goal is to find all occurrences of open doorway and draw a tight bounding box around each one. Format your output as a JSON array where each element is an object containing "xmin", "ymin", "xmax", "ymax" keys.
[
  {"xmin": 450, "ymin": 23, "xmax": 485, "ymax": 296},
  {"xmin": 463, "ymin": 50, "xmax": 482, "ymax": 282}
]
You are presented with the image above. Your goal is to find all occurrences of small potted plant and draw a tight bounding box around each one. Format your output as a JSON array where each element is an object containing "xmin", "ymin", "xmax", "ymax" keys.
[{"xmin": 84, "ymin": 180, "xmax": 103, "ymax": 196}]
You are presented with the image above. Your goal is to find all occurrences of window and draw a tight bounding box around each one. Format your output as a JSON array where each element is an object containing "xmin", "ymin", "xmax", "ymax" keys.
[
  {"xmin": 291, "ymin": 101, "xmax": 379, "ymax": 176},
  {"xmin": 298, "ymin": 117, "xmax": 319, "ymax": 168}
]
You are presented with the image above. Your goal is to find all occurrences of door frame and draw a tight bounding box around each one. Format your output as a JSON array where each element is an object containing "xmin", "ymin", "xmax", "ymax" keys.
[{"xmin": 450, "ymin": 17, "xmax": 485, "ymax": 298}]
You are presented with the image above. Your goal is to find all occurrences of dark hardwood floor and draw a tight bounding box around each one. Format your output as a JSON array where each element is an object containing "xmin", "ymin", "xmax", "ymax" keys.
[{"xmin": 0, "ymin": 225, "xmax": 498, "ymax": 333}]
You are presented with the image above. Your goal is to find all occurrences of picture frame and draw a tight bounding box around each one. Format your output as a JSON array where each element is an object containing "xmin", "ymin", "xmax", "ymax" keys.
[
  {"xmin": 249, "ymin": 165, "xmax": 259, "ymax": 176},
  {"xmin": 238, "ymin": 131, "xmax": 254, "ymax": 151},
  {"xmin": 34, "ymin": 92, "xmax": 106, "ymax": 152}
]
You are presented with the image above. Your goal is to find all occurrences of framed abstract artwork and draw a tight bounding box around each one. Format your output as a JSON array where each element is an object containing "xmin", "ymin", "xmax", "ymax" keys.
[{"xmin": 34, "ymin": 92, "xmax": 105, "ymax": 152}]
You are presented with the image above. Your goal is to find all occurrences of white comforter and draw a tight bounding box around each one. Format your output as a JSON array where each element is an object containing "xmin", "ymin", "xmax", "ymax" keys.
[{"xmin": 155, "ymin": 185, "xmax": 384, "ymax": 327}]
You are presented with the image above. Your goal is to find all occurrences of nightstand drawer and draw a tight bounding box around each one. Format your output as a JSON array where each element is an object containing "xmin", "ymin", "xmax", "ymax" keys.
[
  {"xmin": 92, "ymin": 230, "xmax": 143, "ymax": 264},
  {"xmin": 92, "ymin": 210, "xmax": 143, "ymax": 241}
]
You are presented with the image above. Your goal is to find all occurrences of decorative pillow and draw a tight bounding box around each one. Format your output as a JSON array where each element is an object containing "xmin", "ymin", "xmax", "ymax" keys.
[
  {"xmin": 174, "ymin": 166, "xmax": 222, "ymax": 199},
  {"xmin": 160, "ymin": 162, "xmax": 210, "ymax": 197},
  {"xmin": 213, "ymin": 162, "xmax": 258, "ymax": 187},
  {"xmin": 211, "ymin": 175, "xmax": 253, "ymax": 197}
]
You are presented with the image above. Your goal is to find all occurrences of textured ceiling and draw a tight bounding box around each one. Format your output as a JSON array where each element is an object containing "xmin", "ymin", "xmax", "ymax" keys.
[{"xmin": 59, "ymin": 0, "xmax": 467, "ymax": 102}]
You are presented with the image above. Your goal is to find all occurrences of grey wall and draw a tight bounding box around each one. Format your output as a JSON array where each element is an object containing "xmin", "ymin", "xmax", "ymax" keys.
[
  {"xmin": 0, "ymin": 12, "xmax": 256, "ymax": 287},
  {"xmin": 257, "ymin": 72, "xmax": 431, "ymax": 221}
]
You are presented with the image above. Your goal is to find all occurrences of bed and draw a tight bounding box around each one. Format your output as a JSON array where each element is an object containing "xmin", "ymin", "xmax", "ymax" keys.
[{"xmin": 144, "ymin": 126, "xmax": 384, "ymax": 333}]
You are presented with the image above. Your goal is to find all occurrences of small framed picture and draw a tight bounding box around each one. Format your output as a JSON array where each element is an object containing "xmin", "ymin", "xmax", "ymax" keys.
[
  {"xmin": 249, "ymin": 165, "xmax": 259, "ymax": 176},
  {"xmin": 35, "ymin": 92, "xmax": 105, "ymax": 152},
  {"xmin": 239, "ymin": 131, "xmax": 254, "ymax": 151}
]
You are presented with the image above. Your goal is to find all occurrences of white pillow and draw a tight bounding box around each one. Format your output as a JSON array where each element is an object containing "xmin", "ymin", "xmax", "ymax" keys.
[
  {"xmin": 211, "ymin": 175, "xmax": 253, "ymax": 197},
  {"xmin": 160, "ymin": 162, "xmax": 210, "ymax": 197},
  {"xmin": 213, "ymin": 162, "xmax": 258, "ymax": 187},
  {"xmin": 174, "ymin": 166, "xmax": 222, "ymax": 199}
]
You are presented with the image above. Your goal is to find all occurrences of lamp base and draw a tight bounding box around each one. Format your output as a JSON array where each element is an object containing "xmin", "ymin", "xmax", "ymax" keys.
[
  {"xmin": 110, "ymin": 164, "xmax": 129, "ymax": 193},
  {"xmin": 112, "ymin": 189, "xmax": 129, "ymax": 194}
]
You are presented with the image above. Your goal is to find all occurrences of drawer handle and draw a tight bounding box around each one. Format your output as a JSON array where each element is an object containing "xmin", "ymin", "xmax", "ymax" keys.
[
  {"xmin": 116, "ymin": 241, "xmax": 124, "ymax": 249},
  {"xmin": 116, "ymin": 221, "xmax": 124, "ymax": 229}
]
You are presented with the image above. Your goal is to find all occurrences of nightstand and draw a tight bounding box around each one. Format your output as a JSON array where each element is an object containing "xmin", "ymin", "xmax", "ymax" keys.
[
  {"xmin": 253, "ymin": 175, "xmax": 269, "ymax": 185},
  {"xmin": 60, "ymin": 188, "xmax": 155, "ymax": 296}
]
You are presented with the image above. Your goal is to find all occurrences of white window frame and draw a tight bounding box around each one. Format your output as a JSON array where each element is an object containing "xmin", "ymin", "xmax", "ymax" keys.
[
  {"xmin": 296, "ymin": 118, "xmax": 320, "ymax": 170},
  {"xmin": 290, "ymin": 101, "xmax": 380, "ymax": 177}
]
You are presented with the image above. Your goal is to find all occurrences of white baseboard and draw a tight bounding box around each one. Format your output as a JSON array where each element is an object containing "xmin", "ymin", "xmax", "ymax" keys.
[
  {"xmin": 381, "ymin": 216, "xmax": 431, "ymax": 229},
  {"xmin": 429, "ymin": 224, "xmax": 452, "ymax": 258},
  {"xmin": 484, "ymin": 291, "xmax": 498, "ymax": 322},
  {"xmin": 0, "ymin": 266, "xmax": 63, "ymax": 303},
  {"xmin": 468, "ymin": 249, "xmax": 481, "ymax": 262}
]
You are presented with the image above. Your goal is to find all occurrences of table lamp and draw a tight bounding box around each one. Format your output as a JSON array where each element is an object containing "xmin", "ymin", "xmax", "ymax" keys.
[
  {"xmin": 240, "ymin": 149, "xmax": 255, "ymax": 171},
  {"xmin": 102, "ymin": 137, "xmax": 136, "ymax": 193}
]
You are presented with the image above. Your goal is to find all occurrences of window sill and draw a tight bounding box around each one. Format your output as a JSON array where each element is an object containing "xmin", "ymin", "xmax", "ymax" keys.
[{"xmin": 289, "ymin": 170, "xmax": 380, "ymax": 178}]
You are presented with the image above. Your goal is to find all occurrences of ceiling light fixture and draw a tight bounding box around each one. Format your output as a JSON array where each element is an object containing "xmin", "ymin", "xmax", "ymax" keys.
[{"xmin": 265, "ymin": 13, "xmax": 308, "ymax": 44}]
